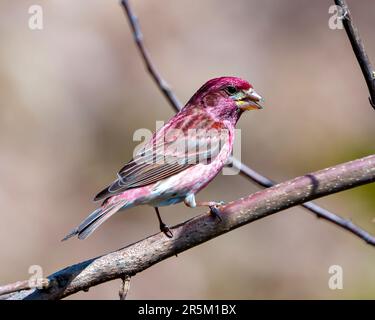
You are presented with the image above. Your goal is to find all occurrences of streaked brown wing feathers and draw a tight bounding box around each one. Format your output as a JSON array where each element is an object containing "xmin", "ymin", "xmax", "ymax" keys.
[{"xmin": 94, "ymin": 115, "xmax": 227, "ymax": 201}]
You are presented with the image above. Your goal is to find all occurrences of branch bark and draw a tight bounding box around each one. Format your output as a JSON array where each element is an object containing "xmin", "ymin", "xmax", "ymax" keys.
[
  {"xmin": 334, "ymin": 0, "xmax": 375, "ymax": 109},
  {"xmin": 121, "ymin": 0, "xmax": 375, "ymax": 245},
  {"xmin": 4, "ymin": 155, "xmax": 375, "ymax": 300}
]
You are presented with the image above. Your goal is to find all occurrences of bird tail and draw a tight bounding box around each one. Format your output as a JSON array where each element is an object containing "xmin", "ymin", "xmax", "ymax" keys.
[{"xmin": 62, "ymin": 200, "xmax": 128, "ymax": 241}]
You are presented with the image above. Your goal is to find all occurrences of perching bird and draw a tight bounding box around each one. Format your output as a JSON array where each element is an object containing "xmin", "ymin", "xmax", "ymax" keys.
[{"xmin": 63, "ymin": 76, "xmax": 263, "ymax": 240}]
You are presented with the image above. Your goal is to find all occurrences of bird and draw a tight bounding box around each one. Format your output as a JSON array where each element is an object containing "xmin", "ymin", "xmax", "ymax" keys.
[{"xmin": 63, "ymin": 76, "xmax": 263, "ymax": 240}]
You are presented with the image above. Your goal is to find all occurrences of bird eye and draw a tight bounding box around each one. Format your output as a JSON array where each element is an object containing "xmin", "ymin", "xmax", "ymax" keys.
[{"xmin": 225, "ymin": 86, "xmax": 238, "ymax": 95}]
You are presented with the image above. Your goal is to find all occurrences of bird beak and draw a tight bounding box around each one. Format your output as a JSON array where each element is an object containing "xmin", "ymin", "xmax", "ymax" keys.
[{"xmin": 236, "ymin": 88, "xmax": 264, "ymax": 111}]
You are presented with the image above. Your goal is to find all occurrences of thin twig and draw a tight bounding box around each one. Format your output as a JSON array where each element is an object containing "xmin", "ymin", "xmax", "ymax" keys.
[
  {"xmin": 334, "ymin": 0, "xmax": 375, "ymax": 109},
  {"xmin": 122, "ymin": 0, "xmax": 182, "ymax": 110},
  {"xmin": 120, "ymin": 0, "xmax": 375, "ymax": 245},
  {"xmin": 119, "ymin": 276, "xmax": 131, "ymax": 300},
  {"xmin": 5, "ymin": 155, "xmax": 375, "ymax": 300}
]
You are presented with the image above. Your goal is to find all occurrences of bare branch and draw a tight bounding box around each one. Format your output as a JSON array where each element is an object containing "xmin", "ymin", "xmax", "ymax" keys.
[
  {"xmin": 121, "ymin": 0, "xmax": 182, "ymax": 110},
  {"xmin": 230, "ymin": 158, "xmax": 375, "ymax": 245},
  {"xmin": 4, "ymin": 155, "xmax": 375, "ymax": 300},
  {"xmin": 120, "ymin": 0, "xmax": 375, "ymax": 245},
  {"xmin": 118, "ymin": 276, "xmax": 131, "ymax": 300},
  {"xmin": 334, "ymin": 0, "xmax": 375, "ymax": 109}
]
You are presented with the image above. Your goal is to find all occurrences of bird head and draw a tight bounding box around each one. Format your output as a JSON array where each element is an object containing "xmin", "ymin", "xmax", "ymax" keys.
[{"xmin": 186, "ymin": 77, "xmax": 263, "ymax": 124}]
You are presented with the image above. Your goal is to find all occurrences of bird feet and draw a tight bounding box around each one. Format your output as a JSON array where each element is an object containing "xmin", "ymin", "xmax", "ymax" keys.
[
  {"xmin": 208, "ymin": 201, "xmax": 225, "ymax": 222},
  {"xmin": 159, "ymin": 222, "xmax": 173, "ymax": 238},
  {"xmin": 155, "ymin": 207, "xmax": 173, "ymax": 238}
]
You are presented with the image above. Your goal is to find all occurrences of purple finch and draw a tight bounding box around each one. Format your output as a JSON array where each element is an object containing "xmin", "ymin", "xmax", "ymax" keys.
[{"xmin": 63, "ymin": 76, "xmax": 263, "ymax": 240}]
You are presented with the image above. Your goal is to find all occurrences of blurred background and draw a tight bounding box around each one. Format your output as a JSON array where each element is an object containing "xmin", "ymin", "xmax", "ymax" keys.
[{"xmin": 0, "ymin": 0, "xmax": 374, "ymax": 299}]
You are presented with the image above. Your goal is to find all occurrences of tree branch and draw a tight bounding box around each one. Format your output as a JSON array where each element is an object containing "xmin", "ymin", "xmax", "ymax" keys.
[
  {"xmin": 118, "ymin": 276, "xmax": 131, "ymax": 300},
  {"xmin": 230, "ymin": 158, "xmax": 375, "ymax": 245},
  {"xmin": 120, "ymin": 0, "xmax": 375, "ymax": 245},
  {"xmin": 334, "ymin": 0, "xmax": 375, "ymax": 109},
  {"xmin": 122, "ymin": 0, "xmax": 182, "ymax": 111},
  {"xmin": 4, "ymin": 155, "xmax": 375, "ymax": 300}
]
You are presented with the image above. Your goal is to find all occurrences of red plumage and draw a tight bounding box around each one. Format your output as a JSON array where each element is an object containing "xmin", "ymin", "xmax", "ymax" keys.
[{"xmin": 63, "ymin": 77, "xmax": 263, "ymax": 240}]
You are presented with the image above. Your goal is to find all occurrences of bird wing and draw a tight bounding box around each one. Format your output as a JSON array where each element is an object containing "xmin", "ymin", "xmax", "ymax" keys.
[{"xmin": 94, "ymin": 116, "xmax": 228, "ymax": 201}]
